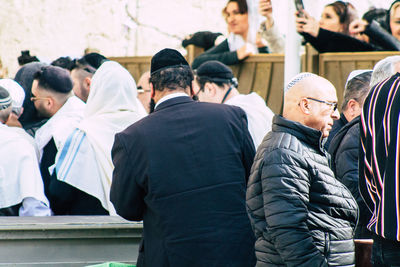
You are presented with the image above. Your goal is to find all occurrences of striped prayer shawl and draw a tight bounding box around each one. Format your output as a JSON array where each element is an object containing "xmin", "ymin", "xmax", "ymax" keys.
[{"xmin": 360, "ymin": 73, "xmax": 400, "ymax": 242}]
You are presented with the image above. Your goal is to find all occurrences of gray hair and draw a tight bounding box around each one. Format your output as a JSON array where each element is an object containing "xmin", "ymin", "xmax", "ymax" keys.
[
  {"xmin": 370, "ymin": 56, "xmax": 400, "ymax": 87},
  {"xmin": 342, "ymin": 71, "xmax": 372, "ymax": 111}
]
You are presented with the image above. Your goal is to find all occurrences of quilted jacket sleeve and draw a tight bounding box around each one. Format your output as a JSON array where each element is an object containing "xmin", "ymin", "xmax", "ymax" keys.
[{"xmin": 261, "ymin": 148, "xmax": 328, "ymax": 267}]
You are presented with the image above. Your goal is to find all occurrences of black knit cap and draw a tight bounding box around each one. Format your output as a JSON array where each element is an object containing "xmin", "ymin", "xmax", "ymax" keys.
[
  {"xmin": 196, "ymin": 60, "xmax": 234, "ymax": 83},
  {"xmin": 150, "ymin": 48, "xmax": 189, "ymax": 76},
  {"xmin": 38, "ymin": 65, "xmax": 73, "ymax": 93}
]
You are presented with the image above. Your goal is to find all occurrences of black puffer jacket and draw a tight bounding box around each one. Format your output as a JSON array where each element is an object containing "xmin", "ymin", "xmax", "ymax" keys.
[
  {"xmin": 328, "ymin": 117, "xmax": 372, "ymax": 239},
  {"xmin": 246, "ymin": 115, "xmax": 358, "ymax": 266}
]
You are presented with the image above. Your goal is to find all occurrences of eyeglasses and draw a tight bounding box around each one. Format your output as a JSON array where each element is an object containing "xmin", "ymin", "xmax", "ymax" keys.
[
  {"xmin": 137, "ymin": 86, "xmax": 151, "ymax": 94},
  {"xmin": 306, "ymin": 97, "xmax": 338, "ymax": 112},
  {"xmin": 30, "ymin": 92, "xmax": 50, "ymax": 102}
]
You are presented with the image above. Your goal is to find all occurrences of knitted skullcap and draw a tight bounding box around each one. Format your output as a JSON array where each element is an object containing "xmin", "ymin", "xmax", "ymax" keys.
[
  {"xmin": 150, "ymin": 48, "xmax": 189, "ymax": 76},
  {"xmin": 284, "ymin": 72, "xmax": 318, "ymax": 93},
  {"xmin": 0, "ymin": 79, "xmax": 25, "ymax": 114},
  {"xmin": 0, "ymin": 86, "xmax": 12, "ymax": 110}
]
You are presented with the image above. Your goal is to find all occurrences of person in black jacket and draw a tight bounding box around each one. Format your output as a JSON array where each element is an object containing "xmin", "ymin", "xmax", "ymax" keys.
[
  {"xmin": 111, "ymin": 48, "xmax": 256, "ymax": 267},
  {"xmin": 246, "ymin": 72, "xmax": 358, "ymax": 266},
  {"xmin": 328, "ymin": 70, "xmax": 372, "ymax": 239},
  {"xmin": 296, "ymin": 2, "xmax": 400, "ymax": 52}
]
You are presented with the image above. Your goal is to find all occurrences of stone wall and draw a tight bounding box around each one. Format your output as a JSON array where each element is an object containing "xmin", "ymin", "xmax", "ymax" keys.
[{"xmin": 0, "ymin": 0, "xmax": 393, "ymax": 77}]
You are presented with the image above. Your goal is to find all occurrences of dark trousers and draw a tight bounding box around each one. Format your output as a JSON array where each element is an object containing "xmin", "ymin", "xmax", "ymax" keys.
[{"xmin": 372, "ymin": 234, "xmax": 400, "ymax": 267}]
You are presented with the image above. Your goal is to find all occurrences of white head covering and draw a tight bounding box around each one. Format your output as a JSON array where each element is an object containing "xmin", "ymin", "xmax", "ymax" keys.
[
  {"xmin": 55, "ymin": 61, "xmax": 147, "ymax": 214},
  {"xmin": 0, "ymin": 79, "xmax": 25, "ymax": 115},
  {"xmin": 226, "ymin": 0, "xmax": 264, "ymax": 53},
  {"xmin": 345, "ymin": 69, "xmax": 372, "ymax": 89}
]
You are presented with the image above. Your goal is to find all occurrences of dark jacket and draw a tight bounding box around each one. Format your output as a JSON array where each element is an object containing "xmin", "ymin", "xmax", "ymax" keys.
[
  {"xmin": 302, "ymin": 22, "xmax": 400, "ymax": 53},
  {"xmin": 246, "ymin": 115, "xmax": 358, "ymax": 266},
  {"xmin": 328, "ymin": 116, "xmax": 372, "ymax": 239},
  {"xmin": 40, "ymin": 138, "xmax": 108, "ymax": 215},
  {"xmin": 111, "ymin": 96, "xmax": 256, "ymax": 267},
  {"xmin": 325, "ymin": 112, "xmax": 348, "ymax": 150},
  {"xmin": 191, "ymin": 39, "xmax": 269, "ymax": 69}
]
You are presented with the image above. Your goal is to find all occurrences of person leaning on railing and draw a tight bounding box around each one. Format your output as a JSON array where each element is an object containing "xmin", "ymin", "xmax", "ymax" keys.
[
  {"xmin": 192, "ymin": 0, "xmax": 270, "ymax": 69},
  {"xmin": 296, "ymin": 1, "xmax": 400, "ymax": 53}
]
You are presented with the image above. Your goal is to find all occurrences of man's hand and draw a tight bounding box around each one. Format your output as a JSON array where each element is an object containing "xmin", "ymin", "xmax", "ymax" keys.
[{"xmin": 295, "ymin": 10, "xmax": 319, "ymax": 37}]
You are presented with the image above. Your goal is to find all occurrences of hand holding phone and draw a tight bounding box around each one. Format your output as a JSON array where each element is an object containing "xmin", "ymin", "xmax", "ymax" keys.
[{"xmin": 294, "ymin": 0, "xmax": 305, "ymax": 18}]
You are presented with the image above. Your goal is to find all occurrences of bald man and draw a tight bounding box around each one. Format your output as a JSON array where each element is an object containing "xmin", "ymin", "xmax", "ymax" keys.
[{"xmin": 246, "ymin": 73, "xmax": 359, "ymax": 266}]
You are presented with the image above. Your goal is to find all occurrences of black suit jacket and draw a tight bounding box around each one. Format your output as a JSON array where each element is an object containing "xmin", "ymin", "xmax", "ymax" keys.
[{"xmin": 111, "ymin": 96, "xmax": 256, "ymax": 267}]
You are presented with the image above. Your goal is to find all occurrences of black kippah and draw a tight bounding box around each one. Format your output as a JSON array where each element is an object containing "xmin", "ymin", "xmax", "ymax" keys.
[
  {"xmin": 39, "ymin": 66, "xmax": 73, "ymax": 93},
  {"xmin": 83, "ymin": 53, "xmax": 108, "ymax": 69},
  {"xmin": 195, "ymin": 60, "xmax": 234, "ymax": 83},
  {"xmin": 150, "ymin": 48, "xmax": 189, "ymax": 76}
]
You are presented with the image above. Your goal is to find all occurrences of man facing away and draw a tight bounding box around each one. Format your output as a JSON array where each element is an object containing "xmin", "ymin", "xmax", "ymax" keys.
[
  {"xmin": 110, "ymin": 48, "xmax": 256, "ymax": 267},
  {"xmin": 360, "ymin": 72, "xmax": 400, "ymax": 265},
  {"xmin": 246, "ymin": 73, "xmax": 358, "ymax": 266},
  {"xmin": 31, "ymin": 66, "xmax": 106, "ymax": 215},
  {"xmin": 193, "ymin": 60, "xmax": 274, "ymax": 149}
]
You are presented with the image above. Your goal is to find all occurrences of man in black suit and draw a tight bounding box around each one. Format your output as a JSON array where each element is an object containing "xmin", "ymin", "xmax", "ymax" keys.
[{"xmin": 110, "ymin": 48, "xmax": 256, "ymax": 267}]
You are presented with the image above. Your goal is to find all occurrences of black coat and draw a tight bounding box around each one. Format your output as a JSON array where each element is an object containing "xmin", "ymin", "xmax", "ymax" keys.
[
  {"xmin": 328, "ymin": 116, "xmax": 372, "ymax": 239},
  {"xmin": 246, "ymin": 115, "xmax": 358, "ymax": 266},
  {"xmin": 111, "ymin": 96, "xmax": 256, "ymax": 267},
  {"xmin": 302, "ymin": 21, "xmax": 400, "ymax": 53}
]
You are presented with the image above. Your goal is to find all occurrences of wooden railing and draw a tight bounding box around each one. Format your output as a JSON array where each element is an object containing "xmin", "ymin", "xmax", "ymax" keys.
[{"xmin": 111, "ymin": 48, "xmax": 400, "ymax": 114}]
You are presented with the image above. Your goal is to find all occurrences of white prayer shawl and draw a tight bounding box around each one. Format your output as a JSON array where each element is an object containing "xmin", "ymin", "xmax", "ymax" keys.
[
  {"xmin": 0, "ymin": 124, "xmax": 49, "ymax": 209},
  {"xmin": 35, "ymin": 96, "xmax": 85, "ymax": 161},
  {"xmin": 227, "ymin": 0, "xmax": 264, "ymax": 53},
  {"xmin": 55, "ymin": 61, "xmax": 147, "ymax": 215},
  {"xmin": 225, "ymin": 92, "xmax": 274, "ymax": 149}
]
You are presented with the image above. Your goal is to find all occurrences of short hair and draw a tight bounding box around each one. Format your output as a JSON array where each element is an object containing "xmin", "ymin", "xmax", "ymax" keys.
[
  {"xmin": 33, "ymin": 66, "xmax": 73, "ymax": 95},
  {"xmin": 326, "ymin": 1, "xmax": 358, "ymax": 35},
  {"xmin": 342, "ymin": 71, "xmax": 372, "ymax": 110},
  {"xmin": 51, "ymin": 56, "xmax": 74, "ymax": 70},
  {"xmin": 362, "ymin": 8, "xmax": 388, "ymax": 30},
  {"xmin": 370, "ymin": 55, "xmax": 400, "ymax": 87},
  {"xmin": 149, "ymin": 66, "xmax": 193, "ymax": 92},
  {"xmin": 222, "ymin": 0, "xmax": 248, "ymax": 18}
]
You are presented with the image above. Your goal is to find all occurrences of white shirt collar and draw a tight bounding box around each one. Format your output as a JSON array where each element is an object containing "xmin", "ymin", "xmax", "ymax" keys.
[{"xmin": 154, "ymin": 92, "xmax": 189, "ymax": 109}]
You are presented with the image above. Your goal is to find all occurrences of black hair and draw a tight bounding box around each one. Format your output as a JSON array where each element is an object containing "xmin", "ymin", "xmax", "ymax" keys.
[
  {"xmin": 362, "ymin": 8, "xmax": 388, "ymax": 30},
  {"xmin": 51, "ymin": 56, "xmax": 74, "ymax": 70},
  {"xmin": 149, "ymin": 66, "xmax": 193, "ymax": 92}
]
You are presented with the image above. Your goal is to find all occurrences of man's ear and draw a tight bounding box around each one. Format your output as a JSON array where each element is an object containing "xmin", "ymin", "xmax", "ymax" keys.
[
  {"xmin": 299, "ymin": 98, "xmax": 311, "ymax": 114},
  {"xmin": 205, "ymin": 82, "xmax": 217, "ymax": 97},
  {"xmin": 84, "ymin": 77, "xmax": 91, "ymax": 90},
  {"xmin": 150, "ymin": 82, "xmax": 155, "ymax": 98},
  {"xmin": 347, "ymin": 99, "xmax": 359, "ymax": 112}
]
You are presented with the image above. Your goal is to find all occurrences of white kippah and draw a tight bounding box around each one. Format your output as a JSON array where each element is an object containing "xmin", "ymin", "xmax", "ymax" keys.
[
  {"xmin": 345, "ymin": 69, "xmax": 372, "ymax": 89},
  {"xmin": 284, "ymin": 72, "xmax": 317, "ymax": 93},
  {"xmin": 0, "ymin": 79, "xmax": 25, "ymax": 114}
]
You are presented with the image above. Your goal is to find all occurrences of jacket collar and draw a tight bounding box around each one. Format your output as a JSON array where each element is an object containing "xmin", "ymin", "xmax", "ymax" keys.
[
  {"xmin": 154, "ymin": 96, "xmax": 193, "ymax": 112},
  {"xmin": 272, "ymin": 115, "xmax": 325, "ymax": 154}
]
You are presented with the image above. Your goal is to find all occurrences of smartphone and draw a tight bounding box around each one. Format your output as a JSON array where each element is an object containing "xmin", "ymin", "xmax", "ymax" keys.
[{"xmin": 294, "ymin": 0, "xmax": 305, "ymax": 17}]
